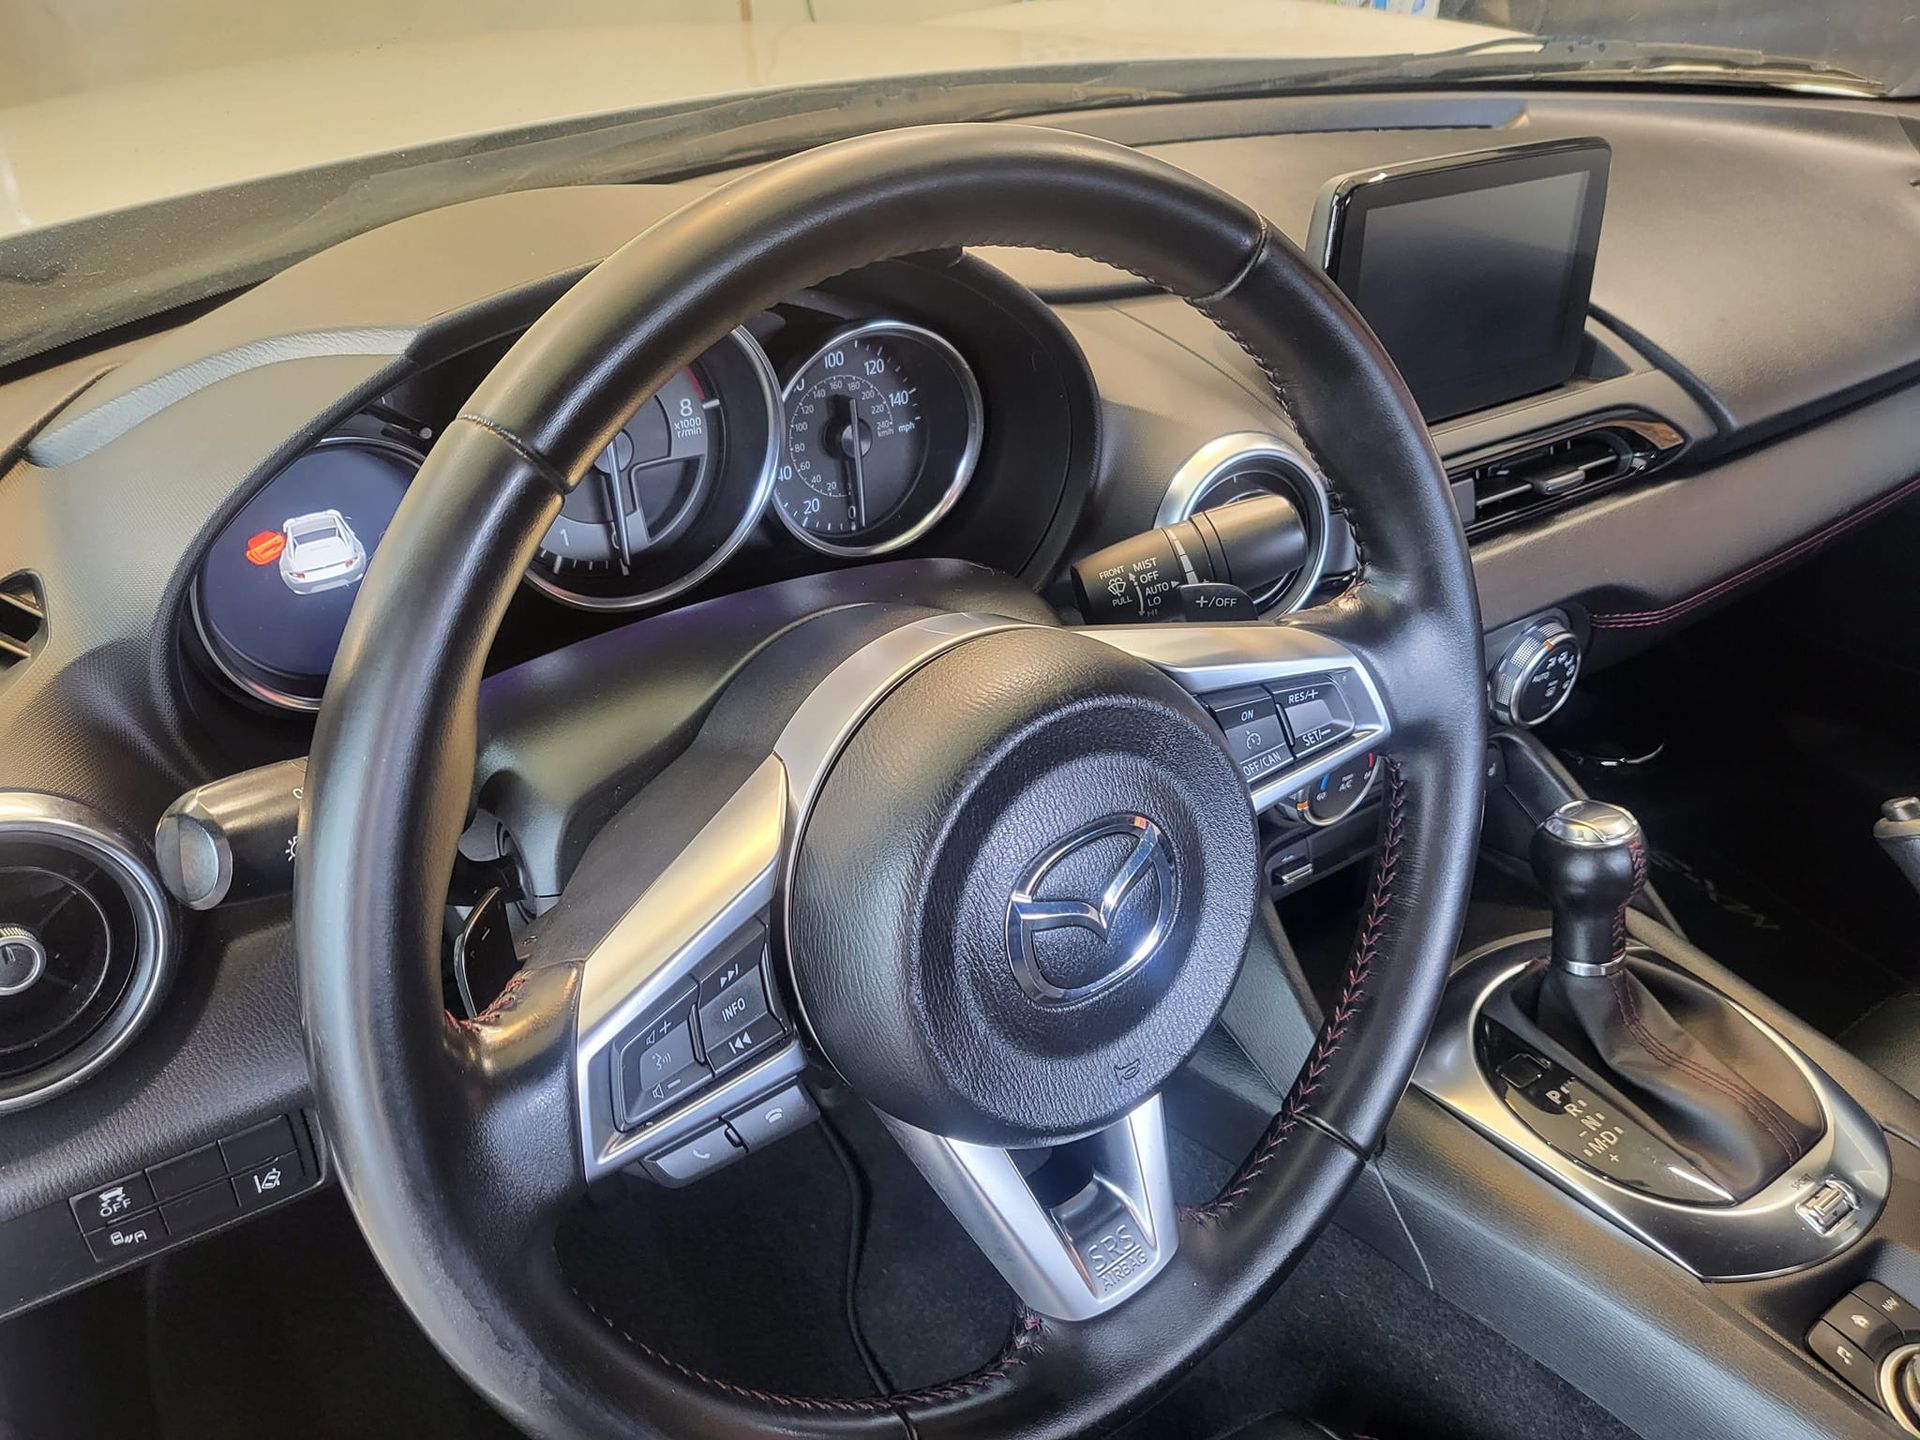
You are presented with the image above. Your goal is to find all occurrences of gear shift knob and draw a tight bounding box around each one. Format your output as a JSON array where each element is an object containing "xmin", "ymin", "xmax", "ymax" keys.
[{"xmin": 1530, "ymin": 799, "xmax": 1646, "ymax": 975}]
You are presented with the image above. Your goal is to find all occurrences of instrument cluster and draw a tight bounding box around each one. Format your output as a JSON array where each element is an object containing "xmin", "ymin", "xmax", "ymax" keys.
[{"xmin": 189, "ymin": 307, "xmax": 991, "ymax": 711}]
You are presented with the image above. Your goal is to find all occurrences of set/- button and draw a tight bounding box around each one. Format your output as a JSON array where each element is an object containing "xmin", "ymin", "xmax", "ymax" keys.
[
  {"xmin": 615, "ymin": 991, "xmax": 711, "ymax": 1129},
  {"xmin": 1272, "ymin": 675, "xmax": 1355, "ymax": 760}
]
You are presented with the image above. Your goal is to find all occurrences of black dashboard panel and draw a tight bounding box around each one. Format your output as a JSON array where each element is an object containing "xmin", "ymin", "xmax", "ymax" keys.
[{"xmin": 1037, "ymin": 91, "xmax": 1920, "ymax": 445}]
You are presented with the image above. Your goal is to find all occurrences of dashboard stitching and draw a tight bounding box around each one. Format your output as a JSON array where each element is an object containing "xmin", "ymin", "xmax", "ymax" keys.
[
  {"xmin": 453, "ymin": 413, "xmax": 575, "ymax": 498},
  {"xmin": 1183, "ymin": 758, "xmax": 1405, "ymax": 1225},
  {"xmin": 1589, "ymin": 469, "xmax": 1920, "ymax": 629},
  {"xmin": 568, "ymin": 1281, "xmax": 1043, "ymax": 1416}
]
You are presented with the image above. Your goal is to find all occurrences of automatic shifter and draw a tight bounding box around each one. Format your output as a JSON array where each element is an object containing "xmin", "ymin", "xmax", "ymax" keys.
[{"xmin": 1499, "ymin": 800, "xmax": 1823, "ymax": 1201}]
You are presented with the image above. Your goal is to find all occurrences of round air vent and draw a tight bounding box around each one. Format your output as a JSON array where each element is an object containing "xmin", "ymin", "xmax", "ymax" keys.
[
  {"xmin": 1158, "ymin": 433, "xmax": 1335, "ymax": 614},
  {"xmin": 0, "ymin": 793, "xmax": 174, "ymax": 1113}
]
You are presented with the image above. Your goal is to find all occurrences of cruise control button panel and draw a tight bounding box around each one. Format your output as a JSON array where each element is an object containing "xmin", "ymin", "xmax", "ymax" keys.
[
  {"xmin": 1202, "ymin": 685, "xmax": 1291, "ymax": 784},
  {"xmin": 1197, "ymin": 671, "xmax": 1378, "ymax": 800}
]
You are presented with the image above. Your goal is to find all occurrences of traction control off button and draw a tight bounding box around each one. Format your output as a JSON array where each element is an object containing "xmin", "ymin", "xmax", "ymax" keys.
[{"xmin": 71, "ymin": 1174, "xmax": 157, "ymax": 1233}]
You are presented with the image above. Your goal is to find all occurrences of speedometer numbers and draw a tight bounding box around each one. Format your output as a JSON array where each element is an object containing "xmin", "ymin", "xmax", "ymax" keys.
[{"xmin": 772, "ymin": 321, "xmax": 982, "ymax": 556}]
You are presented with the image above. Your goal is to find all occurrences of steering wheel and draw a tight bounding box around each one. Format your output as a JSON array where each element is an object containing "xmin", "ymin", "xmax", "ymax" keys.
[{"xmin": 296, "ymin": 124, "xmax": 1485, "ymax": 1440}]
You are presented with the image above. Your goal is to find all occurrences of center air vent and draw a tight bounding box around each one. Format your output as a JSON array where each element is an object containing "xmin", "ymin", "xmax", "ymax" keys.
[
  {"xmin": 0, "ymin": 793, "xmax": 174, "ymax": 1113},
  {"xmin": 1455, "ymin": 418, "xmax": 1684, "ymax": 539},
  {"xmin": 0, "ymin": 574, "xmax": 44, "ymax": 672}
]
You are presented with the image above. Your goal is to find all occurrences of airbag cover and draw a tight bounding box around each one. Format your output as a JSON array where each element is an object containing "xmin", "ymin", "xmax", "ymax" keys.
[{"xmin": 789, "ymin": 626, "xmax": 1259, "ymax": 1145}]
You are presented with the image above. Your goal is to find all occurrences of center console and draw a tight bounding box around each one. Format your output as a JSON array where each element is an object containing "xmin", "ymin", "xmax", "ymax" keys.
[{"xmin": 1176, "ymin": 725, "xmax": 1920, "ymax": 1440}]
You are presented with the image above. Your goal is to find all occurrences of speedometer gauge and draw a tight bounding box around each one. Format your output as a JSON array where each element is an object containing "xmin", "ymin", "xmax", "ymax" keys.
[
  {"xmin": 524, "ymin": 327, "xmax": 779, "ymax": 611},
  {"xmin": 772, "ymin": 321, "xmax": 983, "ymax": 556}
]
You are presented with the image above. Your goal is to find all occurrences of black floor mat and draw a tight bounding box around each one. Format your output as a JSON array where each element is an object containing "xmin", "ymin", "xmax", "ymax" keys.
[{"xmin": 129, "ymin": 1098, "xmax": 1637, "ymax": 1440}]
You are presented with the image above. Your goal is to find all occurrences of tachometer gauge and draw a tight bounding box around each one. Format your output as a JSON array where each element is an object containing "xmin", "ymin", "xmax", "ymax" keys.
[
  {"xmin": 772, "ymin": 321, "xmax": 983, "ymax": 556},
  {"xmin": 525, "ymin": 327, "xmax": 779, "ymax": 611}
]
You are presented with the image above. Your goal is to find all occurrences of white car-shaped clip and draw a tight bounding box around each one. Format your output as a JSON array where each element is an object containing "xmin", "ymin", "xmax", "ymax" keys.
[{"xmin": 277, "ymin": 509, "xmax": 367, "ymax": 595}]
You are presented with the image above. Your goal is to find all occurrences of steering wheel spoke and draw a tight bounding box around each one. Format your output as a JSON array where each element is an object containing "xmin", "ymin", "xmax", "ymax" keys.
[
  {"xmin": 883, "ymin": 1094, "xmax": 1177, "ymax": 1322},
  {"xmin": 569, "ymin": 756, "xmax": 810, "ymax": 1182},
  {"xmin": 1079, "ymin": 618, "xmax": 1391, "ymax": 819}
]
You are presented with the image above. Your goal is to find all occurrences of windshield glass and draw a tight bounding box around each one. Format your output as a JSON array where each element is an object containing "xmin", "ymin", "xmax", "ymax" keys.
[{"xmin": 1, "ymin": 0, "xmax": 1913, "ymax": 368}]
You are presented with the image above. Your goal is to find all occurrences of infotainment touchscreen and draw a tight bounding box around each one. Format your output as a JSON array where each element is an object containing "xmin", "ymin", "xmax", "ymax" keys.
[{"xmin": 1306, "ymin": 138, "xmax": 1610, "ymax": 423}]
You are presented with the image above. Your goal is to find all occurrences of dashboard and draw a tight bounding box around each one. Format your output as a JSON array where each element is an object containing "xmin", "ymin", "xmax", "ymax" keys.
[{"xmin": 0, "ymin": 82, "xmax": 1919, "ymax": 1325}]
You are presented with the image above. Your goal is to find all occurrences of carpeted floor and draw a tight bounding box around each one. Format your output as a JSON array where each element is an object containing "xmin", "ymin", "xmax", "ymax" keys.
[{"xmin": 118, "ymin": 1095, "xmax": 1637, "ymax": 1440}]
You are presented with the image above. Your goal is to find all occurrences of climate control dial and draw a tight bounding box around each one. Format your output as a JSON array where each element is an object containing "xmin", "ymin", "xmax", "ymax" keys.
[{"xmin": 1490, "ymin": 618, "xmax": 1582, "ymax": 728}]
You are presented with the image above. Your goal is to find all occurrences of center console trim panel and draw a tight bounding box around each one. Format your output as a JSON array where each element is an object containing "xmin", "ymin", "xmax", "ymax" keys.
[{"xmin": 1414, "ymin": 933, "xmax": 1889, "ymax": 1280}]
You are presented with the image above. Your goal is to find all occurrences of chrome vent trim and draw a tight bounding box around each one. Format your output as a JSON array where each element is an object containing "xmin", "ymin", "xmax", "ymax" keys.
[
  {"xmin": 1158, "ymin": 433, "xmax": 1335, "ymax": 613},
  {"xmin": 0, "ymin": 792, "xmax": 175, "ymax": 1113}
]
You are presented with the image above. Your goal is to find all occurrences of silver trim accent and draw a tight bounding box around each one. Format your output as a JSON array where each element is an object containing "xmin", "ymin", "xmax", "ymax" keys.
[
  {"xmin": 1489, "ymin": 617, "xmax": 1581, "ymax": 728},
  {"xmin": 0, "ymin": 924, "xmax": 47, "ymax": 995},
  {"xmin": 526, "ymin": 326, "xmax": 783, "ymax": 612},
  {"xmin": 770, "ymin": 320, "xmax": 984, "ymax": 558},
  {"xmin": 573, "ymin": 756, "xmax": 788, "ymax": 1179},
  {"xmin": 190, "ymin": 433, "xmax": 426, "ymax": 714},
  {"xmin": 1556, "ymin": 956, "xmax": 1623, "ymax": 978},
  {"xmin": 1412, "ymin": 937, "xmax": 1889, "ymax": 1280},
  {"xmin": 1156, "ymin": 433, "xmax": 1335, "ymax": 614},
  {"xmin": 0, "ymin": 792, "xmax": 176, "ymax": 1114},
  {"xmin": 1540, "ymin": 797, "xmax": 1639, "ymax": 848},
  {"xmin": 882, "ymin": 1095, "xmax": 1178, "ymax": 1321},
  {"xmin": 1880, "ymin": 1342, "xmax": 1920, "ymax": 1435}
]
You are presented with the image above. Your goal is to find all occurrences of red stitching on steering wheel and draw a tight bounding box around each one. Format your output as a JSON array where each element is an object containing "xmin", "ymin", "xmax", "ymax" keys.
[
  {"xmin": 1186, "ymin": 758, "xmax": 1406, "ymax": 1224},
  {"xmin": 570, "ymin": 1282, "xmax": 1044, "ymax": 1415}
]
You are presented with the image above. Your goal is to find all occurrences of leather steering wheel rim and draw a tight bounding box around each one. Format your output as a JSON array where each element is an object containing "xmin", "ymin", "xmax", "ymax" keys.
[{"xmin": 296, "ymin": 124, "xmax": 1487, "ymax": 1440}]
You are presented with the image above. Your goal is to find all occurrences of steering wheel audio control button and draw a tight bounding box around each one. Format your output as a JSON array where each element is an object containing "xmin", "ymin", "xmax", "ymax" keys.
[
  {"xmin": 614, "ymin": 994, "xmax": 711, "ymax": 1130},
  {"xmin": 698, "ymin": 974, "xmax": 778, "ymax": 1076}
]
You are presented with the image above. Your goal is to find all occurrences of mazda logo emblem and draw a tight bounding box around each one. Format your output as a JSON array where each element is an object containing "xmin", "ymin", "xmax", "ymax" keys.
[{"xmin": 1005, "ymin": 814, "xmax": 1176, "ymax": 1005}]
